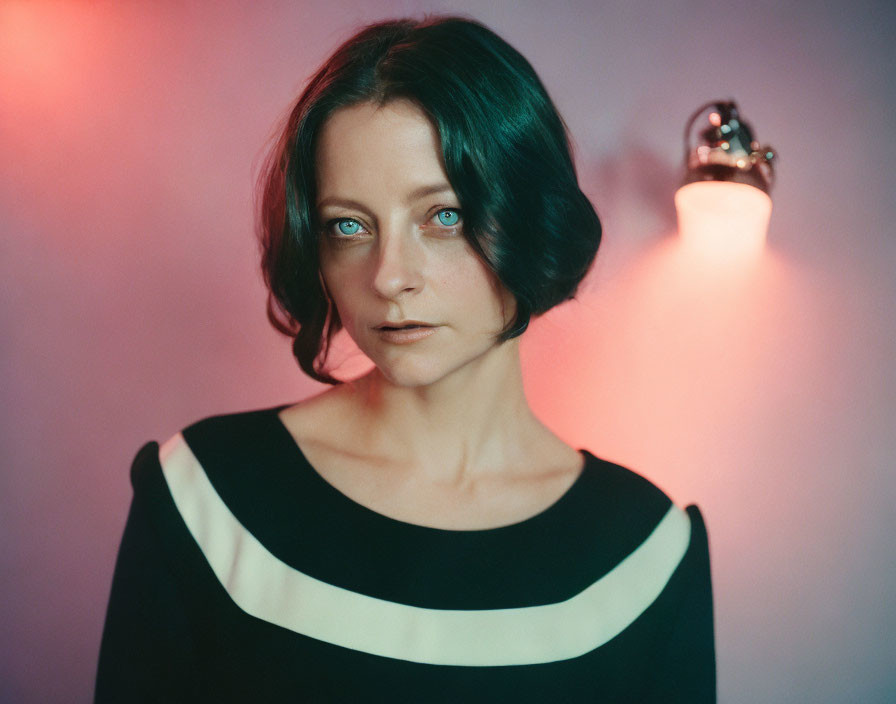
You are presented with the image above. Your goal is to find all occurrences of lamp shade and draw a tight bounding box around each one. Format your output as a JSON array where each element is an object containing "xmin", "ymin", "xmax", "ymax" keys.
[{"xmin": 675, "ymin": 100, "xmax": 775, "ymax": 258}]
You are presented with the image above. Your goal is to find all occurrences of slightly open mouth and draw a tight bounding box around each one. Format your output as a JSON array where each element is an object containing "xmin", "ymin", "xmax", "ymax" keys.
[{"xmin": 379, "ymin": 324, "xmax": 427, "ymax": 331}]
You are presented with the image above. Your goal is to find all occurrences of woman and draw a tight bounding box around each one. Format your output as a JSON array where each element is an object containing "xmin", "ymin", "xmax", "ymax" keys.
[{"xmin": 96, "ymin": 16, "xmax": 715, "ymax": 702}]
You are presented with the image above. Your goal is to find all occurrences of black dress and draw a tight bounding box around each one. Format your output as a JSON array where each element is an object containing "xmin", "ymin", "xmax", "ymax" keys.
[{"xmin": 95, "ymin": 404, "xmax": 715, "ymax": 702}]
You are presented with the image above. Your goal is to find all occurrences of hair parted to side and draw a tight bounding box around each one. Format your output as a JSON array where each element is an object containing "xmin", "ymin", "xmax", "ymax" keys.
[{"xmin": 257, "ymin": 15, "xmax": 602, "ymax": 384}]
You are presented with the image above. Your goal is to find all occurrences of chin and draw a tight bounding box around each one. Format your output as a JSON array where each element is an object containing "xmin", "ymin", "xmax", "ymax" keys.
[
  {"xmin": 353, "ymin": 328, "xmax": 512, "ymax": 390},
  {"xmin": 371, "ymin": 344, "xmax": 508, "ymax": 390},
  {"xmin": 372, "ymin": 360, "xmax": 451, "ymax": 389}
]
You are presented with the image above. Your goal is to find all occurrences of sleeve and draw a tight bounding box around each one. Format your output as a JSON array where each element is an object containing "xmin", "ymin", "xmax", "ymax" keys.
[
  {"xmin": 94, "ymin": 442, "xmax": 199, "ymax": 703},
  {"xmin": 645, "ymin": 504, "xmax": 717, "ymax": 702}
]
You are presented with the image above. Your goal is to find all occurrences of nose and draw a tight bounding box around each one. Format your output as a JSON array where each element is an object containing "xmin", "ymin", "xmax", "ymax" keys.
[{"xmin": 371, "ymin": 227, "xmax": 424, "ymax": 300}]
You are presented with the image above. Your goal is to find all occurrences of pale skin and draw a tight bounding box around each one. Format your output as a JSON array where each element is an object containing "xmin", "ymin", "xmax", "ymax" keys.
[{"xmin": 278, "ymin": 99, "xmax": 584, "ymax": 530}]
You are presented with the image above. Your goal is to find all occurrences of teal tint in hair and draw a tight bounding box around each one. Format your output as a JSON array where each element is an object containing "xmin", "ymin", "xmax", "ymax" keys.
[{"xmin": 258, "ymin": 15, "xmax": 602, "ymax": 384}]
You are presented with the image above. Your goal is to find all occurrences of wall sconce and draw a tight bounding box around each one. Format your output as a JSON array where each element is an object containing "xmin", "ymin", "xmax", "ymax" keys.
[{"xmin": 674, "ymin": 100, "xmax": 776, "ymax": 258}]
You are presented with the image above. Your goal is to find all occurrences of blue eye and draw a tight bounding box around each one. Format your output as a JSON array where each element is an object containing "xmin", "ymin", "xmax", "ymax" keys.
[
  {"xmin": 436, "ymin": 209, "xmax": 460, "ymax": 227},
  {"xmin": 335, "ymin": 219, "xmax": 361, "ymax": 236}
]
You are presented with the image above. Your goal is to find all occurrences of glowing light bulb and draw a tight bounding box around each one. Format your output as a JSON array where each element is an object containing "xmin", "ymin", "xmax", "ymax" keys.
[{"xmin": 674, "ymin": 181, "xmax": 772, "ymax": 261}]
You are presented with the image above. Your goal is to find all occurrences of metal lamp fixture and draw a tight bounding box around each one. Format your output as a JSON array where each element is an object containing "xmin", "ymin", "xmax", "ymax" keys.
[{"xmin": 674, "ymin": 100, "xmax": 776, "ymax": 257}]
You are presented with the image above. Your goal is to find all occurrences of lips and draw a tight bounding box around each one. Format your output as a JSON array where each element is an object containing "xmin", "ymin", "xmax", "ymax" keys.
[
  {"xmin": 374, "ymin": 321, "xmax": 439, "ymax": 344},
  {"xmin": 376, "ymin": 321, "xmax": 432, "ymax": 330}
]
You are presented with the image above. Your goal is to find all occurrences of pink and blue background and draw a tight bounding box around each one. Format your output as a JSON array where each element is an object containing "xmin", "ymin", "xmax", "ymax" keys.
[{"xmin": 2, "ymin": 1, "xmax": 894, "ymax": 701}]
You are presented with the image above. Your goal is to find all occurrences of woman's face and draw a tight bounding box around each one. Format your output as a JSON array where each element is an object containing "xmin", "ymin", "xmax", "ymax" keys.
[{"xmin": 315, "ymin": 99, "xmax": 516, "ymax": 388}]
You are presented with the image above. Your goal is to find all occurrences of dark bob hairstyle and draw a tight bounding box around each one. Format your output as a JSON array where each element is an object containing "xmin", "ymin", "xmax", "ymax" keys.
[{"xmin": 258, "ymin": 15, "xmax": 602, "ymax": 384}]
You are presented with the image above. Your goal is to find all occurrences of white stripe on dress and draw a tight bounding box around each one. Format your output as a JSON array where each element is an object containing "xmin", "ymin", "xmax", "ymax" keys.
[{"xmin": 159, "ymin": 432, "xmax": 691, "ymax": 666}]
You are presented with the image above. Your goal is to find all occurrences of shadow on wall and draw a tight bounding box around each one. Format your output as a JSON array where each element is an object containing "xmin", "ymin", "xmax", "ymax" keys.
[{"xmin": 578, "ymin": 141, "xmax": 680, "ymax": 267}]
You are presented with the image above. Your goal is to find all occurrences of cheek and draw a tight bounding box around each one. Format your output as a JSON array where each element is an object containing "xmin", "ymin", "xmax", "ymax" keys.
[
  {"xmin": 327, "ymin": 287, "xmax": 359, "ymax": 327},
  {"xmin": 435, "ymin": 240, "xmax": 491, "ymax": 287},
  {"xmin": 444, "ymin": 257, "xmax": 512, "ymax": 326},
  {"xmin": 320, "ymin": 264, "xmax": 359, "ymax": 327}
]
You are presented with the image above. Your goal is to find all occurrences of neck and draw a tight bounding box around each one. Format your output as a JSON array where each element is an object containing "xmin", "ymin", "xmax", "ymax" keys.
[{"xmin": 342, "ymin": 339, "xmax": 540, "ymax": 483}]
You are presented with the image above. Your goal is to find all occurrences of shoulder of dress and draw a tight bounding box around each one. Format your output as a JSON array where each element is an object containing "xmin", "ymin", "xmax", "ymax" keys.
[
  {"xmin": 125, "ymin": 437, "xmax": 204, "ymax": 531},
  {"xmin": 575, "ymin": 453, "xmax": 710, "ymax": 563},
  {"xmin": 128, "ymin": 403, "xmax": 289, "ymax": 494},
  {"xmin": 179, "ymin": 402, "xmax": 290, "ymax": 443},
  {"xmin": 579, "ymin": 450, "xmax": 670, "ymax": 497},
  {"xmin": 579, "ymin": 450, "xmax": 680, "ymax": 519},
  {"xmin": 122, "ymin": 433, "xmax": 206, "ymax": 496},
  {"xmin": 128, "ymin": 439, "xmax": 163, "ymax": 490},
  {"xmin": 681, "ymin": 503, "xmax": 711, "ymax": 549},
  {"xmin": 169, "ymin": 403, "xmax": 290, "ymax": 468}
]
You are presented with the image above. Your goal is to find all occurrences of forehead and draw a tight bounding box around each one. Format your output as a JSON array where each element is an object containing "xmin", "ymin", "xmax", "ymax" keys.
[{"xmin": 315, "ymin": 100, "xmax": 452, "ymax": 203}]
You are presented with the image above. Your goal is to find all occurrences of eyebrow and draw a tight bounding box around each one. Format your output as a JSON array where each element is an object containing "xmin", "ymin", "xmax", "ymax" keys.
[{"xmin": 316, "ymin": 183, "xmax": 456, "ymax": 211}]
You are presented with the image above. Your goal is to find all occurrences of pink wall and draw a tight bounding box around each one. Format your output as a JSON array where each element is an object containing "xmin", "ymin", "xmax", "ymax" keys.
[{"xmin": 2, "ymin": 1, "xmax": 894, "ymax": 700}]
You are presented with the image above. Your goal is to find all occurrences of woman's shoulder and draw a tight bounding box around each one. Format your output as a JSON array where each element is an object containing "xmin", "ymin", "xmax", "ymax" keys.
[
  {"xmin": 576, "ymin": 452, "xmax": 709, "ymax": 571},
  {"xmin": 178, "ymin": 402, "xmax": 292, "ymax": 444},
  {"xmin": 578, "ymin": 450, "xmax": 677, "ymax": 517},
  {"xmin": 124, "ymin": 402, "xmax": 309, "ymax": 559},
  {"xmin": 127, "ymin": 402, "xmax": 293, "ymax": 492}
]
